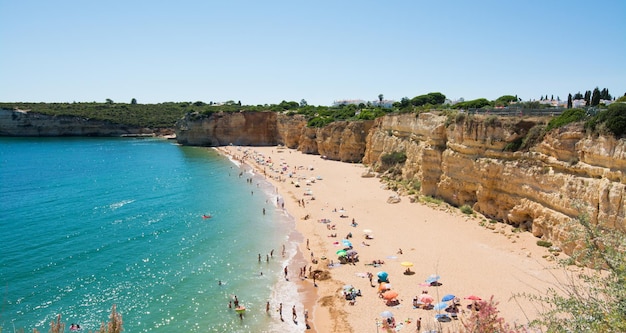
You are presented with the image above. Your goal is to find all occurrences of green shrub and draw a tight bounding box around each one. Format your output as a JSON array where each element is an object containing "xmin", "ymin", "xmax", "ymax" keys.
[
  {"xmin": 536, "ymin": 240, "xmax": 553, "ymax": 247},
  {"xmin": 460, "ymin": 204, "xmax": 473, "ymax": 214},
  {"xmin": 503, "ymin": 138, "xmax": 523, "ymax": 152},
  {"xmin": 421, "ymin": 196, "xmax": 443, "ymax": 204},
  {"xmin": 546, "ymin": 108, "xmax": 587, "ymax": 132},
  {"xmin": 380, "ymin": 151, "xmax": 407, "ymax": 165},
  {"xmin": 586, "ymin": 102, "xmax": 626, "ymax": 137},
  {"xmin": 307, "ymin": 116, "xmax": 334, "ymax": 128},
  {"xmin": 455, "ymin": 112, "xmax": 466, "ymax": 123},
  {"xmin": 484, "ymin": 115, "xmax": 499, "ymax": 127},
  {"xmin": 520, "ymin": 125, "xmax": 546, "ymax": 150}
]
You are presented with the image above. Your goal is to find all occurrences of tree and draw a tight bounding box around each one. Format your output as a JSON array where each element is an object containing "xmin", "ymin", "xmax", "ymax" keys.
[
  {"xmin": 567, "ymin": 93, "xmax": 573, "ymax": 109},
  {"xmin": 591, "ymin": 87, "xmax": 601, "ymax": 106},
  {"xmin": 300, "ymin": 99, "xmax": 308, "ymax": 107},
  {"xmin": 494, "ymin": 95, "xmax": 518, "ymax": 107},
  {"xmin": 131, "ymin": 98, "xmax": 137, "ymax": 105},
  {"xmin": 399, "ymin": 97, "xmax": 410, "ymax": 108},
  {"xmin": 584, "ymin": 90, "xmax": 591, "ymax": 106},
  {"xmin": 106, "ymin": 98, "xmax": 114, "ymax": 104},
  {"xmin": 378, "ymin": 94, "xmax": 383, "ymax": 103}
]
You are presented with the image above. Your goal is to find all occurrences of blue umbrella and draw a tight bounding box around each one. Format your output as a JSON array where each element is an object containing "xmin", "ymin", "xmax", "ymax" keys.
[
  {"xmin": 434, "ymin": 302, "xmax": 448, "ymax": 311},
  {"xmin": 442, "ymin": 294, "xmax": 455, "ymax": 302},
  {"xmin": 342, "ymin": 239, "xmax": 352, "ymax": 248},
  {"xmin": 426, "ymin": 274, "xmax": 441, "ymax": 284},
  {"xmin": 380, "ymin": 310, "xmax": 394, "ymax": 318},
  {"xmin": 377, "ymin": 271, "xmax": 388, "ymax": 281}
]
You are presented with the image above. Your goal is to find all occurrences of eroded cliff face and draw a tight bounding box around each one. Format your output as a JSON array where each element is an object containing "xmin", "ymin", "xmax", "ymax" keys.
[
  {"xmin": 364, "ymin": 113, "xmax": 625, "ymax": 254},
  {"xmin": 176, "ymin": 111, "xmax": 280, "ymax": 146},
  {"xmin": 175, "ymin": 111, "xmax": 374, "ymax": 163},
  {"xmin": 0, "ymin": 109, "xmax": 169, "ymax": 137}
]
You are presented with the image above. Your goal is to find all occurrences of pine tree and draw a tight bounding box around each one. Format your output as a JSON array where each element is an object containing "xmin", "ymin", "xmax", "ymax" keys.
[
  {"xmin": 591, "ymin": 87, "xmax": 601, "ymax": 106},
  {"xmin": 567, "ymin": 94, "xmax": 573, "ymax": 109},
  {"xmin": 584, "ymin": 90, "xmax": 591, "ymax": 106}
]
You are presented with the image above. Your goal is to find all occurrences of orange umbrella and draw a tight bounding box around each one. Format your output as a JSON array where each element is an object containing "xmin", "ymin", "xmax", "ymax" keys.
[{"xmin": 382, "ymin": 290, "xmax": 399, "ymax": 300}]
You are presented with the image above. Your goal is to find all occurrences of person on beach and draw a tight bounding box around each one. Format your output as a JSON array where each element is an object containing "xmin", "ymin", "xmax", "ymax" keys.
[
  {"xmin": 234, "ymin": 295, "xmax": 239, "ymax": 307},
  {"xmin": 266, "ymin": 301, "xmax": 270, "ymax": 314},
  {"xmin": 284, "ymin": 266, "xmax": 288, "ymax": 280},
  {"xmin": 416, "ymin": 317, "xmax": 421, "ymax": 331},
  {"xmin": 292, "ymin": 305, "xmax": 297, "ymax": 321},
  {"xmin": 270, "ymin": 249, "xmax": 274, "ymax": 257},
  {"xmin": 258, "ymin": 253, "xmax": 261, "ymax": 262},
  {"xmin": 278, "ymin": 303, "xmax": 283, "ymax": 321}
]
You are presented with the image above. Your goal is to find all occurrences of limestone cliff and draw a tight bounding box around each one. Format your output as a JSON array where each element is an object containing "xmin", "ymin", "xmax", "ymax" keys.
[
  {"xmin": 175, "ymin": 111, "xmax": 279, "ymax": 146},
  {"xmin": 364, "ymin": 113, "xmax": 625, "ymax": 254},
  {"xmin": 0, "ymin": 108, "xmax": 169, "ymax": 137},
  {"xmin": 175, "ymin": 111, "xmax": 374, "ymax": 163}
]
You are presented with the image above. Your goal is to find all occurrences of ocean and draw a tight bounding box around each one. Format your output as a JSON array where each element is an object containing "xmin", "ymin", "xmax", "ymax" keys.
[{"xmin": 0, "ymin": 137, "xmax": 305, "ymax": 332}]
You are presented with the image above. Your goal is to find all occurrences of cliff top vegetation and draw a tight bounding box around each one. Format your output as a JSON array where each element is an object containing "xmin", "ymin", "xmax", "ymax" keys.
[{"xmin": 2, "ymin": 92, "xmax": 624, "ymax": 136}]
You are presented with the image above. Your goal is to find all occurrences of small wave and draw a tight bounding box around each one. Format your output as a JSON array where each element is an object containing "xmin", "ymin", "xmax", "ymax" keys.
[{"xmin": 109, "ymin": 199, "xmax": 135, "ymax": 210}]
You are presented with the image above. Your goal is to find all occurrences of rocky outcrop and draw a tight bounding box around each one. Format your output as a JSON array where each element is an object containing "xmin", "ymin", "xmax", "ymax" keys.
[
  {"xmin": 175, "ymin": 111, "xmax": 279, "ymax": 146},
  {"xmin": 175, "ymin": 111, "xmax": 374, "ymax": 163},
  {"xmin": 363, "ymin": 113, "xmax": 625, "ymax": 254},
  {"xmin": 0, "ymin": 108, "xmax": 169, "ymax": 137}
]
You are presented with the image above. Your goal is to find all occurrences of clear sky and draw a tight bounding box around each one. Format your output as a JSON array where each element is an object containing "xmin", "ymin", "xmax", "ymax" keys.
[{"xmin": 1, "ymin": 0, "xmax": 624, "ymax": 106}]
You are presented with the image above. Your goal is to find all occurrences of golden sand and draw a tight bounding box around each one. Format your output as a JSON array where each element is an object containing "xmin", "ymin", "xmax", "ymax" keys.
[{"xmin": 218, "ymin": 146, "xmax": 568, "ymax": 332}]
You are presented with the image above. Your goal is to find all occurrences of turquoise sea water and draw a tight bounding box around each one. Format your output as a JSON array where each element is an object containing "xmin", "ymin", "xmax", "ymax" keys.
[{"xmin": 0, "ymin": 137, "xmax": 304, "ymax": 332}]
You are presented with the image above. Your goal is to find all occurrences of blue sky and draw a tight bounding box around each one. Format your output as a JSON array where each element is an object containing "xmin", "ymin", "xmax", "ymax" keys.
[{"xmin": 1, "ymin": 0, "xmax": 624, "ymax": 106}]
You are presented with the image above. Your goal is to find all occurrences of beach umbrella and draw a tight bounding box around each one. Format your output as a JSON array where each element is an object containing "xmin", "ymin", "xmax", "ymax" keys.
[
  {"xmin": 400, "ymin": 261, "xmax": 413, "ymax": 267},
  {"xmin": 336, "ymin": 249, "xmax": 347, "ymax": 257},
  {"xmin": 377, "ymin": 271, "xmax": 388, "ymax": 281},
  {"xmin": 442, "ymin": 294, "xmax": 456, "ymax": 302},
  {"xmin": 343, "ymin": 285, "xmax": 354, "ymax": 292},
  {"xmin": 346, "ymin": 249, "xmax": 358, "ymax": 256},
  {"xmin": 362, "ymin": 229, "xmax": 373, "ymax": 234},
  {"xmin": 418, "ymin": 294, "xmax": 435, "ymax": 304},
  {"xmin": 465, "ymin": 295, "xmax": 482, "ymax": 301},
  {"xmin": 380, "ymin": 310, "xmax": 394, "ymax": 318},
  {"xmin": 341, "ymin": 239, "xmax": 351, "ymax": 246},
  {"xmin": 382, "ymin": 290, "xmax": 399, "ymax": 300},
  {"xmin": 426, "ymin": 274, "xmax": 440, "ymax": 283},
  {"xmin": 378, "ymin": 283, "xmax": 392, "ymax": 292},
  {"xmin": 433, "ymin": 302, "xmax": 448, "ymax": 311}
]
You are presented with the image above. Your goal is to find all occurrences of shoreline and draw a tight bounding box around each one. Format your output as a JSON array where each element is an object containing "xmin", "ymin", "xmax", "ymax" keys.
[
  {"xmin": 217, "ymin": 145, "xmax": 570, "ymax": 332},
  {"xmin": 217, "ymin": 146, "xmax": 321, "ymax": 332}
]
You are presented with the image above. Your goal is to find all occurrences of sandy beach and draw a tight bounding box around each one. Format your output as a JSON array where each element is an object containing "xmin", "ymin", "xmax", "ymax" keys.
[{"xmin": 218, "ymin": 145, "xmax": 569, "ymax": 332}]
